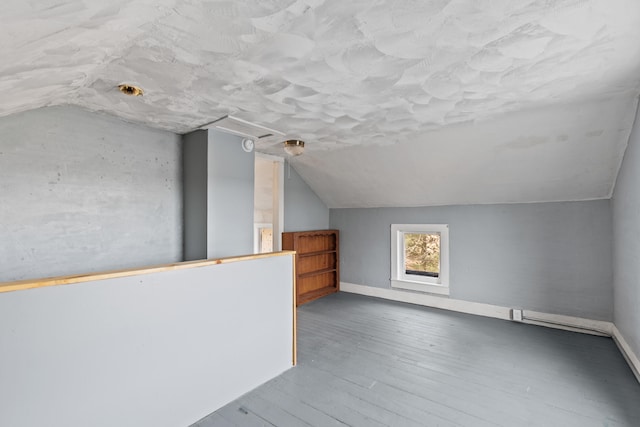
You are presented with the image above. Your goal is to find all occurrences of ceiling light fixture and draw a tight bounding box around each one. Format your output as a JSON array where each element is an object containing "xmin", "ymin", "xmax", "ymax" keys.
[
  {"xmin": 284, "ymin": 139, "xmax": 305, "ymax": 156},
  {"xmin": 118, "ymin": 84, "xmax": 144, "ymax": 96}
]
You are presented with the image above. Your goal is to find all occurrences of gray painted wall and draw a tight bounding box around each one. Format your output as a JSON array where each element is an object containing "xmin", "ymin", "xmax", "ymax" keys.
[
  {"xmin": 182, "ymin": 130, "xmax": 208, "ymax": 261},
  {"xmin": 0, "ymin": 106, "xmax": 182, "ymax": 282},
  {"xmin": 0, "ymin": 255, "xmax": 294, "ymax": 427},
  {"xmin": 207, "ymin": 130, "xmax": 255, "ymax": 258},
  {"xmin": 284, "ymin": 162, "xmax": 329, "ymax": 232},
  {"xmin": 612, "ymin": 103, "xmax": 640, "ymax": 359},
  {"xmin": 330, "ymin": 200, "xmax": 613, "ymax": 320}
]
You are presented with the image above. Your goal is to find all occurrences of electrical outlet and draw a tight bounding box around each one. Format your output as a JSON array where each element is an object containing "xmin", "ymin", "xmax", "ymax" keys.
[{"xmin": 511, "ymin": 309, "xmax": 523, "ymax": 322}]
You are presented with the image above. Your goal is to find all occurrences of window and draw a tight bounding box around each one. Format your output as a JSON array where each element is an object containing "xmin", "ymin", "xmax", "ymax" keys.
[{"xmin": 391, "ymin": 224, "xmax": 449, "ymax": 295}]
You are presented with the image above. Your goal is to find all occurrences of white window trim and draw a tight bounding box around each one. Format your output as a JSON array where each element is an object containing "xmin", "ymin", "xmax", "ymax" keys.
[{"xmin": 391, "ymin": 224, "xmax": 450, "ymax": 296}]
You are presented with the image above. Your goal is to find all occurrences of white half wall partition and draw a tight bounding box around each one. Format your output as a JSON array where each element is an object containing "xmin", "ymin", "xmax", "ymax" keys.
[{"xmin": 0, "ymin": 252, "xmax": 296, "ymax": 427}]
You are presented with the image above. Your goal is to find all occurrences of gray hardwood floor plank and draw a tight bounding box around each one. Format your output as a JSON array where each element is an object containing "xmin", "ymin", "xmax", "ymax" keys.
[
  {"xmin": 278, "ymin": 365, "xmax": 412, "ymax": 426},
  {"xmin": 299, "ymin": 298, "xmax": 640, "ymax": 420},
  {"xmin": 234, "ymin": 394, "xmax": 314, "ymax": 427},
  {"xmin": 192, "ymin": 292, "xmax": 640, "ymax": 427},
  {"xmin": 256, "ymin": 384, "xmax": 349, "ymax": 426},
  {"xmin": 260, "ymin": 371, "xmax": 391, "ymax": 427},
  {"xmin": 298, "ymin": 316, "xmax": 592, "ymax": 420},
  {"xmin": 215, "ymin": 402, "xmax": 277, "ymax": 427},
  {"xmin": 192, "ymin": 413, "xmax": 235, "ymax": 427},
  {"xmin": 306, "ymin": 337, "xmax": 635, "ymax": 425},
  {"xmin": 281, "ymin": 363, "xmax": 453, "ymax": 427},
  {"xmin": 304, "ymin": 348, "xmax": 528, "ymax": 426}
]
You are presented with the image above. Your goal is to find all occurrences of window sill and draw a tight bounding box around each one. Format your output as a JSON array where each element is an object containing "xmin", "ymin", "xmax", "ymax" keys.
[{"xmin": 391, "ymin": 279, "xmax": 450, "ymax": 296}]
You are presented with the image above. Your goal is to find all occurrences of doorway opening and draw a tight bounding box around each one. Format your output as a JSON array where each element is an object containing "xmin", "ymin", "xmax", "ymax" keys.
[{"xmin": 254, "ymin": 154, "xmax": 284, "ymax": 253}]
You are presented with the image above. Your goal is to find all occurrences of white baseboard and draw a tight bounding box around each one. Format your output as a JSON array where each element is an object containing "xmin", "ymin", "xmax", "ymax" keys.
[
  {"xmin": 340, "ymin": 282, "xmax": 511, "ymax": 320},
  {"xmin": 611, "ymin": 325, "xmax": 640, "ymax": 384},
  {"xmin": 340, "ymin": 282, "xmax": 611, "ymax": 336},
  {"xmin": 340, "ymin": 282, "xmax": 639, "ymax": 384}
]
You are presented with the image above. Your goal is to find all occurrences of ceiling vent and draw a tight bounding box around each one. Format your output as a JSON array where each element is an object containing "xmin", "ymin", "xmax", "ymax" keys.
[{"xmin": 200, "ymin": 115, "xmax": 285, "ymax": 143}]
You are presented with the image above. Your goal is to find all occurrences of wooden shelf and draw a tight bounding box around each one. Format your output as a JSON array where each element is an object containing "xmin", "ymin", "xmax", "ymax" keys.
[
  {"xmin": 297, "ymin": 286, "xmax": 338, "ymax": 305},
  {"xmin": 298, "ymin": 249, "xmax": 337, "ymax": 258},
  {"xmin": 299, "ymin": 267, "xmax": 337, "ymax": 279},
  {"xmin": 282, "ymin": 229, "xmax": 339, "ymax": 306}
]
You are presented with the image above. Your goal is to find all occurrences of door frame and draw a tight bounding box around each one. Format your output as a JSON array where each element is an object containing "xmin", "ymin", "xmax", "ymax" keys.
[{"xmin": 255, "ymin": 152, "xmax": 285, "ymax": 252}]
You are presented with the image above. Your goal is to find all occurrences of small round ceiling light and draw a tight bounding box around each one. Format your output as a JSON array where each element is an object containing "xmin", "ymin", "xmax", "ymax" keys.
[
  {"xmin": 118, "ymin": 84, "xmax": 144, "ymax": 96},
  {"xmin": 241, "ymin": 138, "xmax": 254, "ymax": 153},
  {"xmin": 283, "ymin": 139, "xmax": 305, "ymax": 156}
]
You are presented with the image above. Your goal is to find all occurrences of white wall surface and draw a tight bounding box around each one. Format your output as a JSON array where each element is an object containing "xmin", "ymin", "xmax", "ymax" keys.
[
  {"xmin": 612, "ymin": 101, "xmax": 640, "ymax": 359},
  {"xmin": 0, "ymin": 106, "xmax": 182, "ymax": 282},
  {"xmin": 182, "ymin": 130, "xmax": 208, "ymax": 261},
  {"xmin": 207, "ymin": 130, "xmax": 255, "ymax": 258},
  {"xmin": 331, "ymin": 200, "xmax": 613, "ymax": 320},
  {"xmin": 0, "ymin": 255, "xmax": 295, "ymax": 427},
  {"xmin": 284, "ymin": 162, "xmax": 329, "ymax": 232}
]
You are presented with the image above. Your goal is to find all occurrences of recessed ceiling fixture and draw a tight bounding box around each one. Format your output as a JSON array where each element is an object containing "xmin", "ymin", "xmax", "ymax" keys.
[
  {"xmin": 284, "ymin": 139, "xmax": 305, "ymax": 156},
  {"xmin": 118, "ymin": 84, "xmax": 144, "ymax": 96}
]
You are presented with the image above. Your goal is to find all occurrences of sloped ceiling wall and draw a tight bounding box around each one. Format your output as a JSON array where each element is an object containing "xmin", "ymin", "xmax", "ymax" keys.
[
  {"xmin": 292, "ymin": 95, "xmax": 638, "ymax": 207},
  {"xmin": 1, "ymin": 0, "xmax": 640, "ymax": 207}
]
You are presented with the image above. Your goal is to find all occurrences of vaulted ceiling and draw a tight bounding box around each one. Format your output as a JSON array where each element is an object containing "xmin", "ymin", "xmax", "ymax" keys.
[{"xmin": 2, "ymin": 0, "xmax": 640, "ymax": 207}]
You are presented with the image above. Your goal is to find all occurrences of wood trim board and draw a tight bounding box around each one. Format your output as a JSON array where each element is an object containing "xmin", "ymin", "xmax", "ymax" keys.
[
  {"xmin": 0, "ymin": 251, "xmax": 296, "ymax": 294},
  {"xmin": 292, "ymin": 256, "xmax": 298, "ymax": 366}
]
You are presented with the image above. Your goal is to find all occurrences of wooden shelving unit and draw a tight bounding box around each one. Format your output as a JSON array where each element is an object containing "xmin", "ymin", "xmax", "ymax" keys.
[{"xmin": 282, "ymin": 229, "xmax": 339, "ymax": 306}]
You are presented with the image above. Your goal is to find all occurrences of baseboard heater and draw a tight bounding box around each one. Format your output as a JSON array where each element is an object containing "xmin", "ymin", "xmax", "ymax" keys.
[{"xmin": 521, "ymin": 313, "xmax": 610, "ymax": 337}]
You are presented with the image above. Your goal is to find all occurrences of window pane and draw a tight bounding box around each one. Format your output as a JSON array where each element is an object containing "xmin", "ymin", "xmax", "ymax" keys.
[{"xmin": 404, "ymin": 232, "xmax": 440, "ymax": 277}]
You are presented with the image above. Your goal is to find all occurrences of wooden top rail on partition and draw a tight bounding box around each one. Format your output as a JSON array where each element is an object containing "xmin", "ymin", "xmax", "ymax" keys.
[{"xmin": 0, "ymin": 251, "xmax": 297, "ymax": 294}]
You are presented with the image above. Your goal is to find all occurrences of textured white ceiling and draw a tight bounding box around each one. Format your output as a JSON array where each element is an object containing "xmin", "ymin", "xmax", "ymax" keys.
[
  {"xmin": 294, "ymin": 95, "xmax": 638, "ymax": 207},
  {"xmin": 2, "ymin": 0, "xmax": 640, "ymax": 207}
]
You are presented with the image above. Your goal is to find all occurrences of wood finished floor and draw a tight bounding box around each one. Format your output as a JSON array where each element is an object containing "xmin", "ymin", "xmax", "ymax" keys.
[{"xmin": 193, "ymin": 292, "xmax": 640, "ymax": 427}]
